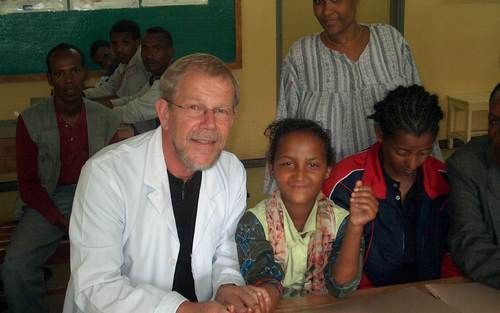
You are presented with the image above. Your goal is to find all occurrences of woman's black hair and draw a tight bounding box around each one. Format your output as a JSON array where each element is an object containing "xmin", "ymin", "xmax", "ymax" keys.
[
  {"xmin": 368, "ymin": 84, "xmax": 443, "ymax": 139},
  {"xmin": 265, "ymin": 118, "xmax": 334, "ymax": 166}
]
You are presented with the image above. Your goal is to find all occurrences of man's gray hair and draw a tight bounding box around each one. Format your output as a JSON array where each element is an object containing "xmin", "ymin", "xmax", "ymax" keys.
[{"xmin": 159, "ymin": 53, "xmax": 240, "ymax": 106}]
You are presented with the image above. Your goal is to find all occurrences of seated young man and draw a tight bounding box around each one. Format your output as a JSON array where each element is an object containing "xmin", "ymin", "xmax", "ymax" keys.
[
  {"xmin": 323, "ymin": 85, "xmax": 453, "ymax": 287},
  {"xmin": 1, "ymin": 43, "xmax": 120, "ymax": 313},
  {"xmin": 447, "ymin": 83, "xmax": 500, "ymax": 289},
  {"xmin": 84, "ymin": 19, "xmax": 149, "ymax": 99}
]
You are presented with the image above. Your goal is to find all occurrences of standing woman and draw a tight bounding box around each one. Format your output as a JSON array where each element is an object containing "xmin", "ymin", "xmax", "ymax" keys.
[{"xmin": 278, "ymin": 0, "xmax": 422, "ymax": 168}]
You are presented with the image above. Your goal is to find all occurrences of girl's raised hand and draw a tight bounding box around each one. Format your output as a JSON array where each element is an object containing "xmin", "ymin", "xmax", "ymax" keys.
[{"xmin": 349, "ymin": 180, "xmax": 378, "ymax": 227}]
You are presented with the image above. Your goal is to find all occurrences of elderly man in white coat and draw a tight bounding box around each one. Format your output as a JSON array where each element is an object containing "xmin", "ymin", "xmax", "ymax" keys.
[{"xmin": 63, "ymin": 53, "xmax": 272, "ymax": 313}]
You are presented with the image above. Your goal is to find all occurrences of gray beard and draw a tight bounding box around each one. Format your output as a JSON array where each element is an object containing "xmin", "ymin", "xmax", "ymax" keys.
[{"xmin": 173, "ymin": 139, "xmax": 221, "ymax": 172}]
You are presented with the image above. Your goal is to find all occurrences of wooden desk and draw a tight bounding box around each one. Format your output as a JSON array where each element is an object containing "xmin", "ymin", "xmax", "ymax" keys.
[{"xmin": 275, "ymin": 277, "xmax": 468, "ymax": 313}]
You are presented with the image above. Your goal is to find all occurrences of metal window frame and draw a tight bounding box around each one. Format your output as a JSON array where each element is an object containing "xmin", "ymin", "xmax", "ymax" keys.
[{"xmin": 390, "ymin": 0, "xmax": 405, "ymax": 34}]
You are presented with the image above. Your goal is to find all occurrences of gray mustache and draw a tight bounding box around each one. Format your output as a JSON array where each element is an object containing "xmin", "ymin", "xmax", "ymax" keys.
[{"xmin": 191, "ymin": 132, "xmax": 219, "ymax": 141}]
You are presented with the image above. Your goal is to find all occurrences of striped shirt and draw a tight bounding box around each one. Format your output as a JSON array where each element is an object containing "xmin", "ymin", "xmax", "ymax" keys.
[{"xmin": 277, "ymin": 24, "xmax": 420, "ymax": 162}]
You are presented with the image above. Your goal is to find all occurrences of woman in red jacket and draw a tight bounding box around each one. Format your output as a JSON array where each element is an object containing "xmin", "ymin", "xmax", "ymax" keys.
[{"xmin": 323, "ymin": 85, "xmax": 457, "ymax": 287}]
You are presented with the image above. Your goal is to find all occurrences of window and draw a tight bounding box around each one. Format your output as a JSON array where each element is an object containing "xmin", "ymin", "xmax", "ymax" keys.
[
  {"xmin": 142, "ymin": 0, "xmax": 207, "ymax": 6},
  {"xmin": 70, "ymin": 0, "xmax": 139, "ymax": 10},
  {"xmin": 0, "ymin": 1, "xmax": 66, "ymax": 13},
  {"xmin": 0, "ymin": 0, "xmax": 207, "ymax": 14}
]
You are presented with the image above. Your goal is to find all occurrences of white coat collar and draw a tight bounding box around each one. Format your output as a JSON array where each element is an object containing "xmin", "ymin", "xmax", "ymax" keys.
[{"xmin": 143, "ymin": 127, "xmax": 225, "ymax": 243}]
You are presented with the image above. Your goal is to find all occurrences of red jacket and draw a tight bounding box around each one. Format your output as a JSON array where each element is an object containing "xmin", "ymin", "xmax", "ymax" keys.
[{"xmin": 323, "ymin": 143, "xmax": 459, "ymax": 287}]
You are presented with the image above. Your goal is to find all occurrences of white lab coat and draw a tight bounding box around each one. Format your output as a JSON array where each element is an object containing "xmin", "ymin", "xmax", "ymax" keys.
[{"xmin": 63, "ymin": 127, "xmax": 247, "ymax": 313}]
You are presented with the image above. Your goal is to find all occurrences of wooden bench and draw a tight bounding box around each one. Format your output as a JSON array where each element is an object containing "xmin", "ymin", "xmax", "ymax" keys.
[{"xmin": 0, "ymin": 221, "xmax": 70, "ymax": 296}]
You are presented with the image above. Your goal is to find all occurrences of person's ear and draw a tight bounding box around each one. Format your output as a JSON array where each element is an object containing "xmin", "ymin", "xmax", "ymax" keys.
[
  {"xmin": 156, "ymin": 98, "xmax": 169, "ymax": 130},
  {"xmin": 47, "ymin": 72, "xmax": 54, "ymax": 87}
]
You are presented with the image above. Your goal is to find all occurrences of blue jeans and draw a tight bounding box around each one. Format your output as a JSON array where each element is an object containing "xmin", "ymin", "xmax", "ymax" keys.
[{"xmin": 1, "ymin": 185, "xmax": 76, "ymax": 313}]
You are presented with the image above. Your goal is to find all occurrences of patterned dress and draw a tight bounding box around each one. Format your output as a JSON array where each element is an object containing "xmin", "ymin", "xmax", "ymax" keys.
[{"xmin": 278, "ymin": 24, "xmax": 420, "ymax": 162}]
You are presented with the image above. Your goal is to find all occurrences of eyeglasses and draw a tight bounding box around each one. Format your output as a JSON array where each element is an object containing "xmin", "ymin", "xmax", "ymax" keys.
[
  {"xmin": 313, "ymin": 0, "xmax": 338, "ymax": 5},
  {"xmin": 170, "ymin": 102, "xmax": 234, "ymax": 122}
]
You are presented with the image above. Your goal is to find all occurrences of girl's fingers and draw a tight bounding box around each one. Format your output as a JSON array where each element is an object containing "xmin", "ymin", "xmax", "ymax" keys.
[
  {"xmin": 350, "ymin": 200, "xmax": 378, "ymax": 215},
  {"xmin": 351, "ymin": 196, "xmax": 378, "ymax": 208},
  {"xmin": 356, "ymin": 204, "xmax": 378, "ymax": 214},
  {"xmin": 351, "ymin": 189, "xmax": 375, "ymax": 199}
]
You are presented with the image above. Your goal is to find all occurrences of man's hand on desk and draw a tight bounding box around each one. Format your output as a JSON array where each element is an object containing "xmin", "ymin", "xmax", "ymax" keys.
[
  {"xmin": 259, "ymin": 283, "xmax": 281, "ymax": 312},
  {"xmin": 215, "ymin": 284, "xmax": 273, "ymax": 313},
  {"xmin": 177, "ymin": 300, "xmax": 232, "ymax": 313},
  {"xmin": 176, "ymin": 284, "xmax": 274, "ymax": 313}
]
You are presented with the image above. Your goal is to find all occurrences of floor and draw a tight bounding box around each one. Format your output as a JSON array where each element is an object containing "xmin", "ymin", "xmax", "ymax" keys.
[{"xmin": 0, "ymin": 148, "xmax": 457, "ymax": 312}]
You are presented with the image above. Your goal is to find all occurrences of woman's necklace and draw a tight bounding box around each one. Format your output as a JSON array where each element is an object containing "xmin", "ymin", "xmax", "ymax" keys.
[{"xmin": 321, "ymin": 24, "xmax": 364, "ymax": 49}]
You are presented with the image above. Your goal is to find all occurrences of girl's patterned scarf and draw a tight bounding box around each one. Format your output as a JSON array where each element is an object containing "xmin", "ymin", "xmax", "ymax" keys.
[{"xmin": 265, "ymin": 191, "xmax": 337, "ymax": 295}]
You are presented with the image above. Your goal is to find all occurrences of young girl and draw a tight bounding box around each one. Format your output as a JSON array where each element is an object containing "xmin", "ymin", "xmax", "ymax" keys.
[
  {"xmin": 236, "ymin": 118, "xmax": 377, "ymax": 309},
  {"xmin": 323, "ymin": 85, "xmax": 454, "ymax": 288}
]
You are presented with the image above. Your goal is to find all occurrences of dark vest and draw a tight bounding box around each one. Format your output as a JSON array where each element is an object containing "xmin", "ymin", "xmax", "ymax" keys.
[{"xmin": 17, "ymin": 97, "xmax": 120, "ymax": 208}]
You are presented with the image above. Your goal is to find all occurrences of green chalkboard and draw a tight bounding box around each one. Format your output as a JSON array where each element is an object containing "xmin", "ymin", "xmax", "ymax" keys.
[{"xmin": 0, "ymin": 0, "xmax": 240, "ymax": 77}]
